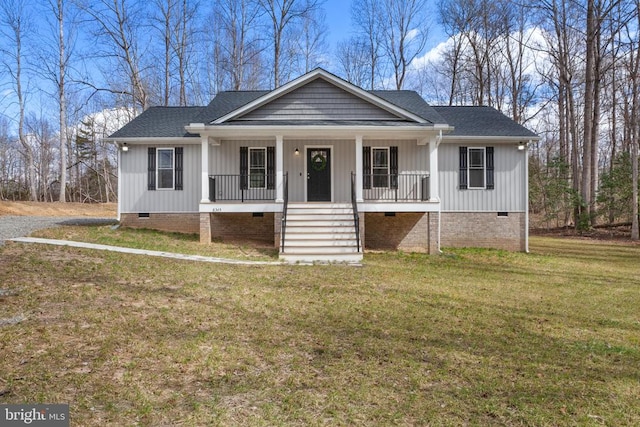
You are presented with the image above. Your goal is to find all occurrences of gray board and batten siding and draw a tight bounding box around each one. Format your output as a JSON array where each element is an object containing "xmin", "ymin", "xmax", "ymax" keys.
[
  {"xmin": 438, "ymin": 143, "xmax": 526, "ymax": 212},
  {"xmin": 209, "ymin": 138, "xmax": 430, "ymax": 203},
  {"xmin": 120, "ymin": 144, "xmax": 201, "ymax": 213}
]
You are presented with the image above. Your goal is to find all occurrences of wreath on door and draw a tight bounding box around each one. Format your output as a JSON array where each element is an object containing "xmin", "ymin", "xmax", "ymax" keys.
[{"xmin": 311, "ymin": 152, "xmax": 327, "ymax": 171}]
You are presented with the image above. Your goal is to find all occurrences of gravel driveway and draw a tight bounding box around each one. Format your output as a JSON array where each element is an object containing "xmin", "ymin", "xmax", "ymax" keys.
[{"xmin": 0, "ymin": 216, "xmax": 117, "ymax": 245}]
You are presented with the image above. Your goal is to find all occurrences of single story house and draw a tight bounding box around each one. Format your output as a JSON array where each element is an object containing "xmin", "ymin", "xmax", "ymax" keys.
[{"xmin": 107, "ymin": 68, "xmax": 538, "ymax": 263}]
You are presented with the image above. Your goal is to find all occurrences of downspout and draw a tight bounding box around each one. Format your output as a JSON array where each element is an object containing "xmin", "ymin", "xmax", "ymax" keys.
[
  {"xmin": 525, "ymin": 139, "xmax": 531, "ymax": 253},
  {"xmin": 436, "ymin": 130, "xmax": 443, "ymax": 254},
  {"xmin": 116, "ymin": 141, "xmax": 122, "ymax": 222}
]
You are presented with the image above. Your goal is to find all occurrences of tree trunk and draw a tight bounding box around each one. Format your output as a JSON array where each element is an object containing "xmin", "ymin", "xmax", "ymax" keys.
[{"xmin": 58, "ymin": 0, "xmax": 67, "ymax": 202}]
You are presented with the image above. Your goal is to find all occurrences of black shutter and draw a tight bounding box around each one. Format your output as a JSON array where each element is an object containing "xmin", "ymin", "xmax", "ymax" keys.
[
  {"xmin": 486, "ymin": 146, "xmax": 494, "ymax": 189},
  {"xmin": 148, "ymin": 147, "xmax": 156, "ymax": 190},
  {"xmin": 240, "ymin": 147, "xmax": 248, "ymax": 190},
  {"xmin": 267, "ymin": 146, "xmax": 275, "ymax": 189},
  {"xmin": 175, "ymin": 147, "xmax": 183, "ymax": 190},
  {"xmin": 390, "ymin": 146, "xmax": 398, "ymax": 189},
  {"xmin": 363, "ymin": 146, "xmax": 371, "ymax": 189},
  {"xmin": 459, "ymin": 146, "xmax": 468, "ymax": 190}
]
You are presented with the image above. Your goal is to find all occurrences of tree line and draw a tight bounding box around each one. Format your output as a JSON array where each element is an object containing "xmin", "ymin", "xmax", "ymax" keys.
[{"xmin": 0, "ymin": 0, "xmax": 638, "ymax": 238}]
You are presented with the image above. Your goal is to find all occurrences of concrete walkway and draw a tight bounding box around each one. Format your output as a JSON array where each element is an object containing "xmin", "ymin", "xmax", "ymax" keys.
[{"xmin": 10, "ymin": 237, "xmax": 283, "ymax": 266}]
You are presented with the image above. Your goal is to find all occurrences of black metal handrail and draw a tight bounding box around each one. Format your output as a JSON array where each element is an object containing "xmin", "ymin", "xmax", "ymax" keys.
[
  {"xmin": 280, "ymin": 172, "xmax": 289, "ymax": 252},
  {"xmin": 208, "ymin": 174, "xmax": 277, "ymax": 202},
  {"xmin": 351, "ymin": 172, "xmax": 361, "ymax": 253},
  {"xmin": 362, "ymin": 173, "xmax": 430, "ymax": 201}
]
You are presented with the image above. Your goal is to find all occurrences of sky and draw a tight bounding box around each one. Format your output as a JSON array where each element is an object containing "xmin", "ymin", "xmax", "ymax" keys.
[{"xmin": 322, "ymin": 0, "xmax": 446, "ymax": 56}]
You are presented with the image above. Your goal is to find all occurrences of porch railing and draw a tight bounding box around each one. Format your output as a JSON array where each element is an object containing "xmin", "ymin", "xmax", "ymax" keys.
[
  {"xmin": 362, "ymin": 173, "xmax": 430, "ymax": 202},
  {"xmin": 208, "ymin": 174, "xmax": 276, "ymax": 202},
  {"xmin": 351, "ymin": 172, "xmax": 361, "ymax": 253},
  {"xmin": 280, "ymin": 172, "xmax": 289, "ymax": 252}
]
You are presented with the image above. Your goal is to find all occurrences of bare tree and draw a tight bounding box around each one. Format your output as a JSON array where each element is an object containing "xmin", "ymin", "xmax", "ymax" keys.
[
  {"xmin": 0, "ymin": 0, "xmax": 38, "ymax": 201},
  {"xmin": 380, "ymin": 0, "xmax": 429, "ymax": 90},
  {"xmin": 259, "ymin": 0, "xmax": 322, "ymax": 88},
  {"xmin": 351, "ymin": 0, "xmax": 383, "ymax": 89},
  {"xmin": 336, "ymin": 37, "xmax": 371, "ymax": 87},
  {"xmin": 78, "ymin": 0, "xmax": 150, "ymax": 113},
  {"xmin": 293, "ymin": 6, "xmax": 328, "ymax": 74},
  {"xmin": 45, "ymin": 0, "xmax": 72, "ymax": 201},
  {"xmin": 213, "ymin": 0, "xmax": 264, "ymax": 90}
]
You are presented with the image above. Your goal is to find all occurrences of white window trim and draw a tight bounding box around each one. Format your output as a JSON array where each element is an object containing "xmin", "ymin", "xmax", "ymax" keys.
[
  {"xmin": 157, "ymin": 147, "xmax": 175, "ymax": 190},
  {"xmin": 468, "ymin": 147, "xmax": 486, "ymax": 190},
  {"xmin": 249, "ymin": 147, "xmax": 267, "ymax": 189},
  {"xmin": 372, "ymin": 147, "xmax": 390, "ymax": 189}
]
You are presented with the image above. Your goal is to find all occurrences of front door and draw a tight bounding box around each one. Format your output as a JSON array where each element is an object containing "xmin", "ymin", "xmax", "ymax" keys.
[{"xmin": 307, "ymin": 148, "xmax": 331, "ymax": 201}]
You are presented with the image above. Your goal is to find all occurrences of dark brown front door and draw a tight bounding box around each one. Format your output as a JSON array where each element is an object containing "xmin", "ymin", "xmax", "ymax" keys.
[{"xmin": 307, "ymin": 148, "xmax": 331, "ymax": 201}]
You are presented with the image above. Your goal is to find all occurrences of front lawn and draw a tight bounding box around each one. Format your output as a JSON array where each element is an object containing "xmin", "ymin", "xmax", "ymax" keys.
[{"xmin": 1, "ymin": 230, "xmax": 638, "ymax": 425}]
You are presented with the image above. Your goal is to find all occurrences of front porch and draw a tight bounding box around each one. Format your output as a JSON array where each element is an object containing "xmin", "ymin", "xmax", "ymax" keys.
[{"xmin": 195, "ymin": 129, "xmax": 444, "ymax": 261}]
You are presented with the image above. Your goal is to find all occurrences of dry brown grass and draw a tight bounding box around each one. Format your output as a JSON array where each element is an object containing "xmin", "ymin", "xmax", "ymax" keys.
[
  {"xmin": 0, "ymin": 233, "xmax": 639, "ymax": 426},
  {"xmin": 0, "ymin": 201, "xmax": 116, "ymax": 217}
]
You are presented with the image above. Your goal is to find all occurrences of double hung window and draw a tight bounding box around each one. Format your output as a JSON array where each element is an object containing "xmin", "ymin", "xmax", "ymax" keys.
[
  {"xmin": 249, "ymin": 148, "xmax": 266, "ymax": 189},
  {"xmin": 147, "ymin": 147, "xmax": 183, "ymax": 191},
  {"xmin": 459, "ymin": 146, "xmax": 494, "ymax": 190},
  {"xmin": 157, "ymin": 148, "xmax": 175, "ymax": 190},
  {"xmin": 372, "ymin": 148, "xmax": 389, "ymax": 188}
]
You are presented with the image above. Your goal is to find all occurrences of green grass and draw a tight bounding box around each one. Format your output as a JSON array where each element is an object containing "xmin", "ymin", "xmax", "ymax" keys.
[
  {"xmin": 31, "ymin": 225, "xmax": 279, "ymax": 261},
  {"xmin": 1, "ymin": 229, "xmax": 639, "ymax": 426}
]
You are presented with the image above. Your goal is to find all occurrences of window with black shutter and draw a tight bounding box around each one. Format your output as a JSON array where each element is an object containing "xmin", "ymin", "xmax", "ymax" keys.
[
  {"xmin": 240, "ymin": 147, "xmax": 248, "ymax": 190},
  {"xmin": 175, "ymin": 147, "xmax": 183, "ymax": 190},
  {"xmin": 148, "ymin": 147, "xmax": 156, "ymax": 190},
  {"xmin": 267, "ymin": 146, "xmax": 275, "ymax": 189},
  {"xmin": 486, "ymin": 147, "xmax": 494, "ymax": 189},
  {"xmin": 459, "ymin": 146, "xmax": 494, "ymax": 190},
  {"xmin": 390, "ymin": 146, "xmax": 398, "ymax": 189},
  {"xmin": 363, "ymin": 146, "xmax": 371, "ymax": 189},
  {"xmin": 459, "ymin": 146, "xmax": 468, "ymax": 190}
]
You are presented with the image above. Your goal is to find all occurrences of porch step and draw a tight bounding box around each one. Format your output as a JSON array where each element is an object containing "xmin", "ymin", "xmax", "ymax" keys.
[{"xmin": 280, "ymin": 203, "xmax": 362, "ymax": 264}]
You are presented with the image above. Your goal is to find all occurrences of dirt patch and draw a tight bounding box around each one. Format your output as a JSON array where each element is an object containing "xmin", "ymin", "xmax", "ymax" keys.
[
  {"xmin": 531, "ymin": 225, "xmax": 640, "ymax": 245},
  {"xmin": 0, "ymin": 201, "xmax": 116, "ymax": 217}
]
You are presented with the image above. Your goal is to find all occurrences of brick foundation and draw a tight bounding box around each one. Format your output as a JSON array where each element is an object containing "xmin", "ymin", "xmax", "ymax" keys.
[
  {"xmin": 440, "ymin": 212, "xmax": 526, "ymax": 251},
  {"xmin": 120, "ymin": 213, "xmax": 200, "ymax": 234},
  {"xmin": 364, "ymin": 212, "xmax": 435, "ymax": 253},
  {"xmin": 207, "ymin": 213, "xmax": 275, "ymax": 244}
]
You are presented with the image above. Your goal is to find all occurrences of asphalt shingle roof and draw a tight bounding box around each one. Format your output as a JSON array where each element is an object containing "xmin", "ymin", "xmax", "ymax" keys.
[
  {"xmin": 371, "ymin": 90, "xmax": 447, "ymax": 124},
  {"xmin": 109, "ymin": 106, "xmax": 203, "ymax": 139},
  {"xmin": 433, "ymin": 106, "xmax": 538, "ymax": 138},
  {"xmin": 108, "ymin": 90, "xmax": 537, "ymax": 139},
  {"xmin": 195, "ymin": 91, "xmax": 268, "ymax": 124}
]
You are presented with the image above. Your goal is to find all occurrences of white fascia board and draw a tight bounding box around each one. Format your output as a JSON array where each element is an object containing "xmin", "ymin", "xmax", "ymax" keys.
[
  {"xmin": 194, "ymin": 124, "xmax": 442, "ymax": 140},
  {"xmin": 104, "ymin": 137, "xmax": 201, "ymax": 145},
  {"xmin": 211, "ymin": 69, "xmax": 429, "ymax": 125},
  {"xmin": 441, "ymin": 135, "xmax": 540, "ymax": 143}
]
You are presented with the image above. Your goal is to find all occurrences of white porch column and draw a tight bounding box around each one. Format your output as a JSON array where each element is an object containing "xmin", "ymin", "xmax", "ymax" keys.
[
  {"xmin": 429, "ymin": 133, "xmax": 440, "ymax": 201},
  {"xmin": 200, "ymin": 137, "xmax": 210, "ymax": 203},
  {"xmin": 355, "ymin": 135, "xmax": 364, "ymax": 202},
  {"xmin": 276, "ymin": 135, "xmax": 284, "ymax": 202}
]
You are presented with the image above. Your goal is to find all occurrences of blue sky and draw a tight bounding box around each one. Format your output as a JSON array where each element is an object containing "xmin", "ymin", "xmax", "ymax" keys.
[{"xmin": 322, "ymin": 0, "xmax": 446, "ymax": 58}]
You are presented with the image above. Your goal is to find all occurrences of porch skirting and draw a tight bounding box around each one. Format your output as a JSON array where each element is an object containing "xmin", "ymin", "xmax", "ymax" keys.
[
  {"xmin": 200, "ymin": 212, "xmax": 276, "ymax": 245},
  {"xmin": 120, "ymin": 213, "xmax": 200, "ymax": 234},
  {"xmin": 121, "ymin": 211, "xmax": 527, "ymax": 254}
]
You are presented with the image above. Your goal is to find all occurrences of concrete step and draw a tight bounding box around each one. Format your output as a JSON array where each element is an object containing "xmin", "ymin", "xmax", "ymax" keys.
[
  {"xmin": 280, "ymin": 252, "xmax": 363, "ymax": 264},
  {"xmin": 284, "ymin": 229, "xmax": 357, "ymax": 240},
  {"xmin": 284, "ymin": 238, "xmax": 358, "ymax": 247},
  {"xmin": 286, "ymin": 214, "xmax": 354, "ymax": 222},
  {"xmin": 280, "ymin": 203, "xmax": 361, "ymax": 264},
  {"xmin": 281, "ymin": 245, "xmax": 359, "ymax": 254}
]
